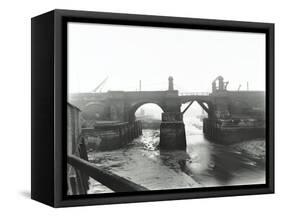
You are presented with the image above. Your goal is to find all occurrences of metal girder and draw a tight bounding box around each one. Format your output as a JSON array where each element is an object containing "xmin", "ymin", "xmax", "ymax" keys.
[
  {"xmin": 182, "ymin": 100, "xmax": 194, "ymax": 114},
  {"xmin": 197, "ymin": 101, "xmax": 209, "ymax": 115}
]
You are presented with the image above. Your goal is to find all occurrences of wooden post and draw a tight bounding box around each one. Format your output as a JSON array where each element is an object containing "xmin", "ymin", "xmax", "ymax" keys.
[
  {"xmin": 69, "ymin": 176, "xmax": 77, "ymax": 195},
  {"xmin": 78, "ymin": 139, "xmax": 89, "ymax": 192}
]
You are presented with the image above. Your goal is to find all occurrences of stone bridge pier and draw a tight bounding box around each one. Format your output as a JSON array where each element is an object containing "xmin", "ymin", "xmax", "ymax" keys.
[
  {"xmin": 159, "ymin": 112, "xmax": 186, "ymax": 151},
  {"xmin": 158, "ymin": 90, "xmax": 187, "ymax": 151}
]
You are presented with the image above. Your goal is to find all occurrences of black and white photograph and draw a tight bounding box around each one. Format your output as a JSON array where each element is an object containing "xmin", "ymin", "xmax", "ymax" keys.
[
  {"xmin": 66, "ymin": 21, "xmax": 267, "ymax": 195},
  {"xmin": 1, "ymin": 0, "xmax": 280, "ymax": 213}
]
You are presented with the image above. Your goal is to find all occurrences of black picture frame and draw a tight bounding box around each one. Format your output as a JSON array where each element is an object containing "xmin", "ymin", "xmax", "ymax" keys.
[{"xmin": 31, "ymin": 9, "xmax": 274, "ymax": 207}]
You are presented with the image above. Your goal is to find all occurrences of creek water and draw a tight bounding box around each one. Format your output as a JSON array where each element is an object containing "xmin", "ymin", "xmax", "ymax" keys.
[{"xmin": 87, "ymin": 120, "xmax": 266, "ymax": 194}]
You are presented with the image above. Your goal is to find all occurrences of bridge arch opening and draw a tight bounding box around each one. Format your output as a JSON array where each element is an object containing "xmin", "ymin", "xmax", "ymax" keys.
[
  {"xmin": 181, "ymin": 101, "xmax": 209, "ymax": 136},
  {"xmin": 130, "ymin": 103, "xmax": 164, "ymax": 129},
  {"xmin": 133, "ymin": 103, "xmax": 164, "ymax": 150}
]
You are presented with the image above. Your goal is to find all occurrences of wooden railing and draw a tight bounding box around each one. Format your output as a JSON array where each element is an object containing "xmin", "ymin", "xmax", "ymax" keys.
[{"xmin": 68, "ymin": 154, "xmax": 148, "ymax": 192}]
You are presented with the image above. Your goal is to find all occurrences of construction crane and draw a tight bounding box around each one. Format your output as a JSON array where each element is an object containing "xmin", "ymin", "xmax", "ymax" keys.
[{"xmin": 92, "ymin": 76, "xmax": 108, "ymax": 93}]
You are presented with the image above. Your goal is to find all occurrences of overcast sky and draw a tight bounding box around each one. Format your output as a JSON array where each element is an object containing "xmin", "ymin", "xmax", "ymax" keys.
[{"xmin": 68, "ymin": 22, "xmax": 265, "ymax": 94}]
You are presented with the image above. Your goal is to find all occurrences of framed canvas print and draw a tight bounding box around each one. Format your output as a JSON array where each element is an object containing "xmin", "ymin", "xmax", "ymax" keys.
[{"xmin": 31, "ymin": 9, "xmax": 274, "ymax": 207}]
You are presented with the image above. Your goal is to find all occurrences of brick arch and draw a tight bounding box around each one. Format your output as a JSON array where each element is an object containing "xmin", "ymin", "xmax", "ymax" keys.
[{"xmin": 128, "ymin": 101, "xmax": 167, "ymax": 122}]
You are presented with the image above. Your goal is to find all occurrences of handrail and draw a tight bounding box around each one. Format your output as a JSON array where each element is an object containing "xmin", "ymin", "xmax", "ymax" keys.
[
  {"xmin": 179, "ymin": 92, "xmax": 210, "ymax": 96},
  {"xmin": 67, "ymin": 154, "xmax": 148, "ymax": 192}
]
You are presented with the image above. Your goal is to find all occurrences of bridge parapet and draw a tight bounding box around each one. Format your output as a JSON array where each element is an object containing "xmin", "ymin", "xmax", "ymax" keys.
[
  {"xmin": 179, "ymin": 95, "xmax": 212, "ymax": 104},
  {"xmin": 179, "ymin": 92, "xmax": 210, "ymax": 96},
  {"xmin": 123, "ymin": 90, "xmax": 179, "ymax": 98}
]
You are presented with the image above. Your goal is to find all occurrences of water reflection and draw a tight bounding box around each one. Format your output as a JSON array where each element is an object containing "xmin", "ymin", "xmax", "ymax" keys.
[{"xmin": 184, "ymin": 134, "xmax": 265, "ymax": 186}]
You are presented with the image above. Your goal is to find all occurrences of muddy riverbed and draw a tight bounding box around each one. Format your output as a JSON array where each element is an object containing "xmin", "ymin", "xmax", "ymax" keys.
[{"xmin": 87, "ymin": 128, "xmax": 265, "ymax": 194}]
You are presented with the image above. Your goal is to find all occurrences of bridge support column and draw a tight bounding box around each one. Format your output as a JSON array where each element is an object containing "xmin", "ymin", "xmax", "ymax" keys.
[{"xmin": 159, "ymin": 112, "xmax": 186, "ymax": 151}]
